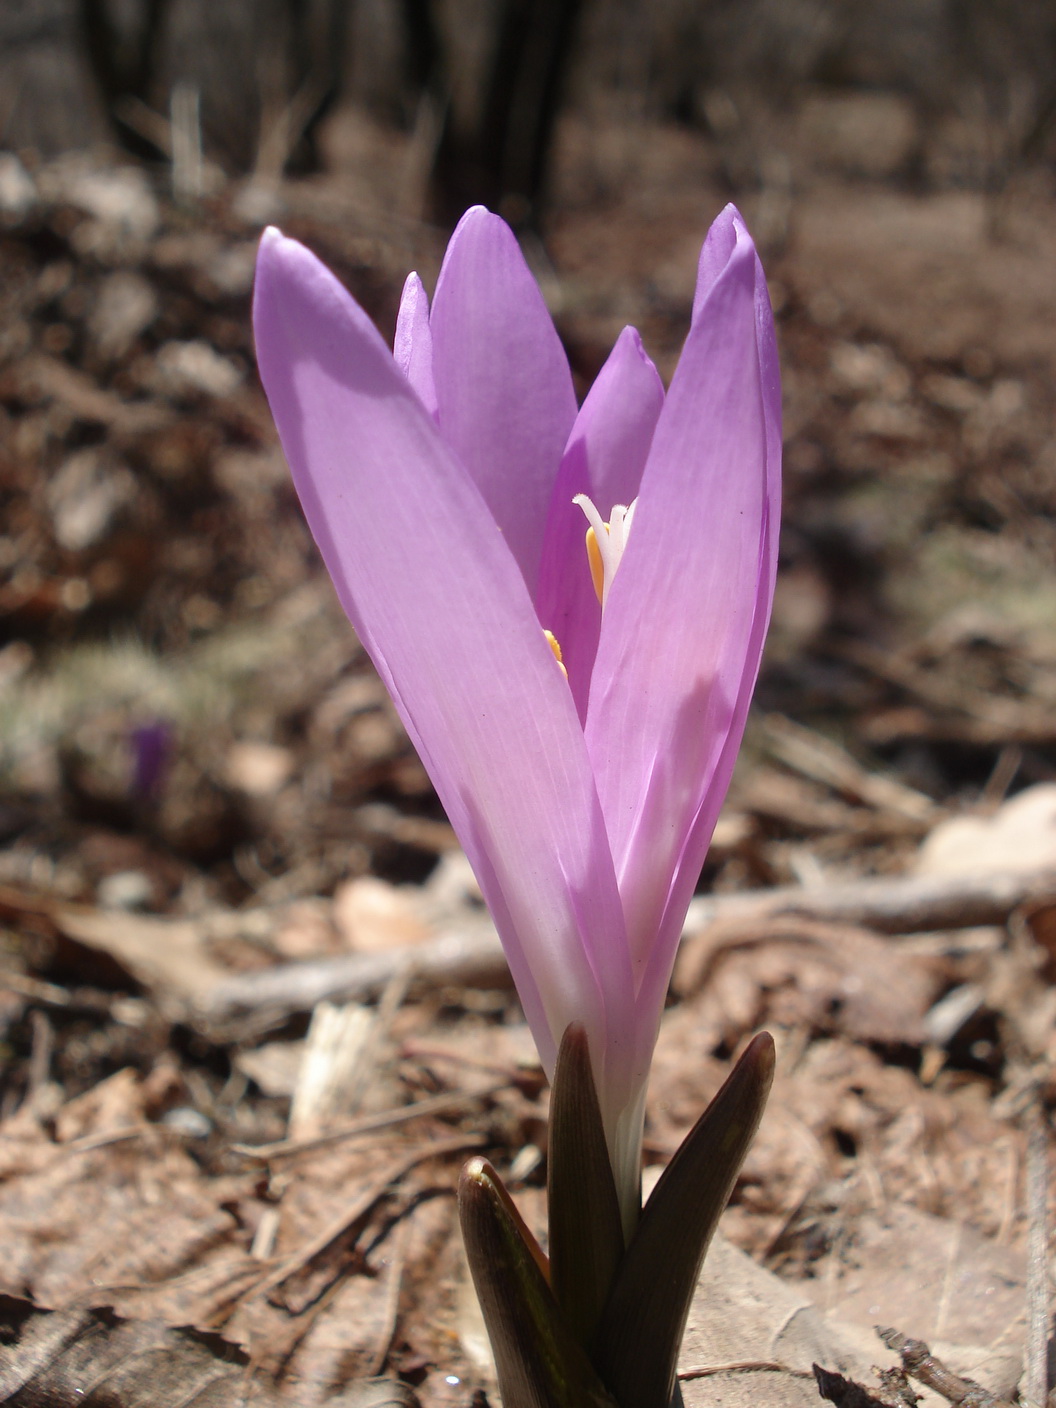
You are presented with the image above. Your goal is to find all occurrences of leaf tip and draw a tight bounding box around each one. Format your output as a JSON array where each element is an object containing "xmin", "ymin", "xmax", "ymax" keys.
[
  {"xmin": 743, "ymin": 1030, "xmax": 776, "ymax": 1087},
  {"xmin": 460, "ymin": 1154, "xmax": 491, "ymax": 1190}
]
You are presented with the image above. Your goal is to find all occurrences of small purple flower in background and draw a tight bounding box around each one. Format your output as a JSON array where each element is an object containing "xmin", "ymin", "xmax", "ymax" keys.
[
  {"xmin": 130, "ymin": 719, "xmax": 172, "ymax": 803},
  {"xmin": 253, "ymin": 203, "xmax": 780, "ymax": 1221}
]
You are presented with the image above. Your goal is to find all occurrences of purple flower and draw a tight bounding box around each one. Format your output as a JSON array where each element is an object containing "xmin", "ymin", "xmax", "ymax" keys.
[
  {"xmin": 130, "ymin": 720, "xmax": 171, "ymax": 802},
  {"xmin": 253, "ymin": 205, "xmax": 781, "ymax": 1214}
]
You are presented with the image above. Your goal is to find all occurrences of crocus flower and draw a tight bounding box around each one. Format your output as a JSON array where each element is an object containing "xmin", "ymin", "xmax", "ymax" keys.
[
  {"xmin": 253, "ymin": 204, "xmax": 781, "ymax": 1221},
  {"xmin": 130, "ymin": 719, "xmax": 171, "ymax": 802}
]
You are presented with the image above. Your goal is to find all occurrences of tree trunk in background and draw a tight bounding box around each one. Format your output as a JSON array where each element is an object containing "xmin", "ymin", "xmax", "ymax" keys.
[
  {"xmin": 410, "ymin": 0, "xmax": 585, "ymax": 229},
  {"xmin": 275, "ymin": 0, "xmax": 349, "ymax": 174},
  {"xmin": 4, "ymin": 0, "xmax": 1056, "ymax": 224},
  {"xmin": 0, "ymin": 0, "xmax": 110, "ymax": 153},
  {"xmin": 80, "ymin": 0, "xmax": 170, "ymax": 160},
  {"xmin": 2, "ymin": 0, "xmax": 347, "ymax": 174}
]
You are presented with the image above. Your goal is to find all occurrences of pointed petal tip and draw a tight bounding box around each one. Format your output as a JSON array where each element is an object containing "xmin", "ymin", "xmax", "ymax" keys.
[
  {"xmin": 613, "ymin": 325, "xmax": 663, "ymax": 389},
  {"xmin": 613, "ymin": 324, "xmax": 647, "ymax": 360},
  {"xmin": 255, "ymin": 226, "xmax": 283, "ymax": 286},
  {"xmin": 395, "ymin": 269, "xmax": 429, "ymax": 340},
  {"xmin": 710, "ymin": 202, "xmax": 755, "ymax": 245},
  {"xmin": 449, "ymin": 203, "xmax": 501, "ymax": 239},
  {"xmin": 254, "ymin": 225, "xmax": 315, "ymax": 292},
  {"xmin": 692, "ymin": 202, "xmax": 764, "ymax": 320},
  {"xmin": 442, "ymin": 202, "xmax": 518, "ymax": 257},
  {"xmin": 254, "ymin": 227, "xmax": 376, "ymax": 338},
  {"xmin": 256, "ymin": 224, "xmax": 299, "ymax": 273},
  {"xmin": 431, "ymin": 196, "xmax": 576, "ymax": 586},
  {"xmin": 603, "ymin": 324, "xmax": 664, "ymax": 403},
  {"xmin": 394, "ymin": 271, "xmax": 438, "ymax": 415}
]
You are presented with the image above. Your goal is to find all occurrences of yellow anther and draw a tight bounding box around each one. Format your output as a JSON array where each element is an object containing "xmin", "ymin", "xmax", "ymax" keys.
[
  {"xmin": 584, "ymin": 525, "xmax": 605, "ymax": 605},
  {"xmin": 544, "ymin": 629, "xmax": 568, "ymax": 679}
]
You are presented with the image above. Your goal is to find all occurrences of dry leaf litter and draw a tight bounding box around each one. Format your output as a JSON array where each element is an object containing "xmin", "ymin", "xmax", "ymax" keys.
[{"xmin": 1, "ymin": 105, "xmax": 1056, "ymax": 1408}]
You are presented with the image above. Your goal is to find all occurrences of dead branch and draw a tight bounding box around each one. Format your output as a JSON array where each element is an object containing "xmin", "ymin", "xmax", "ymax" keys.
[
  {"xmin": 1025, "ymin": 1102, "xmax": 1050, "ymax": 1408},
  {"xmin": 247, "ymin": 1133, "xmax": 483, "ymax": 1301},
  {"xmin": 684, "ymin": 865, "xmax": 1056, "ymax": 936},
  {"xmin": 876, "ymin": 1328, "xmax": 1012, "ymax": 1408},
  {"xmin": 680, "ymin": 1358, "xmax": 813, "ymax": 1381},
  {"xmin": 199, "ymin": 922, "xmax": 506, "ymax": 1033},
  {"xmin": 230, "ymin": 1084, "xmax": 507, "ymax": 1164},
  {"xmin": 197, "ymin": 866, "xmax": 1056, "ymax": 1028}
]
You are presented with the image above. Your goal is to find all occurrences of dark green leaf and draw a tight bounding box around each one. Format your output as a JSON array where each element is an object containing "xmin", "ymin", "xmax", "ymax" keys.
[
  {"xmin": 459, "ymin": 1157, "xmax": 619, "ymax": 1408},
  {"xmin": 547, "ymin": 1023, "xmax": 625, "ymax": 1348},
  {"xmin": 592, "ymin": 1033, "xmax": 775, "ymax": 1408}
]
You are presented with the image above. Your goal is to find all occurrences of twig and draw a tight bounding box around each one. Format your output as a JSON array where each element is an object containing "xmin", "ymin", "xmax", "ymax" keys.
[
  {"xmin": 978, "ymin": 745, "xmax": 1023, "ymax": 813},
  {"xmin": 1025, "ymin": 1100, "xmax": 1050, "ymax": 1408},
  {"xmin": 201, "ymin": 923, "xmax": 507, "ymax": 1028},
  {"xmin": 935, "ymin": 1220, "xmax": 962, "ymax": 1343},
  {"xmin": 344, "ymin": 961, "xmax": 414, "ymax": 1115},
  {"xmin": 365, "ymin": 1211, "xmax": 412, "ymax": 1375},
  {"xmin": 253, "ymin": 72, "xmax": 332, "ymax": 182},
  {"xmin": 684, "ymin": 866, "xmax": 1056, "ymax": 935},
  {"xmin": 877, "ymin": 1328, "xmax": 1012, "ymax": 1408},
  {"xmin": 248, "ymin": 1134, "xmax": 484, "ymax": 1298},
  {"xmin": 841, "ymin": 639, "xmax": 1056, "ymax": 746},
  {"xmin": 0, "ymin": 969, "xmax": 72, "ymax": 1007},
  {"xmin": 170, "ymin": 82, "xmax": 205, "ymax": 202},
  {"xmin": 60, "ymin": 1125, "xmax": 148, "ymax": 1153},
  {"xmin": 288, "ymin": 1000, "xmax": 374, "ymax": 1139},
  {"xmin": 230, "ymin": 1084, "xmax": 506, "ymax": 1162},
  {"xmin": 197, "ymin": 867, "xmax": 1056, "ymax": 1025},
  {"xmin": 762, "ymin": 714, "xmax": 937, "ymax": 824},
  {"xmin": 26, "ymin": 1009, "xmax": 53, "ymax": 1100},
  {"xmin": 680, "ymin": 1359, "xmax": 813, "ymax": 1380}
]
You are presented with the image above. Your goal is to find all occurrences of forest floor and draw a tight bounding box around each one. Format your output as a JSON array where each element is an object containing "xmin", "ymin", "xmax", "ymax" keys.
[{"xmin": 1, "ymin": 104, "xmax": 1056, "ymax": 1408}]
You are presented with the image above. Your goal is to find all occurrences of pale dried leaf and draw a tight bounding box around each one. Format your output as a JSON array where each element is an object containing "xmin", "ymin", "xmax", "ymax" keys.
[{"xmin": 0, "ymin": 1295, "xmax": 419, "ymax": 1408}]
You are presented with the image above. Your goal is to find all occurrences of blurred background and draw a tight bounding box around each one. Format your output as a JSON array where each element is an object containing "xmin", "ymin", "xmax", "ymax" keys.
[
  {"xmin": 0, "ymin": 0, "xmax": 1055, "ymax": 937},
  {"xmin": 1, "ymin": 8, "xmax": 1056, "ymax": 1391}
]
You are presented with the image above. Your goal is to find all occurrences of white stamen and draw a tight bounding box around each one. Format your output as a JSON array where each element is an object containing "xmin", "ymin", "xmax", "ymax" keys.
[{"xmin": 573, "ymin": 492, "xmax": 638, "ymax": 608}]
